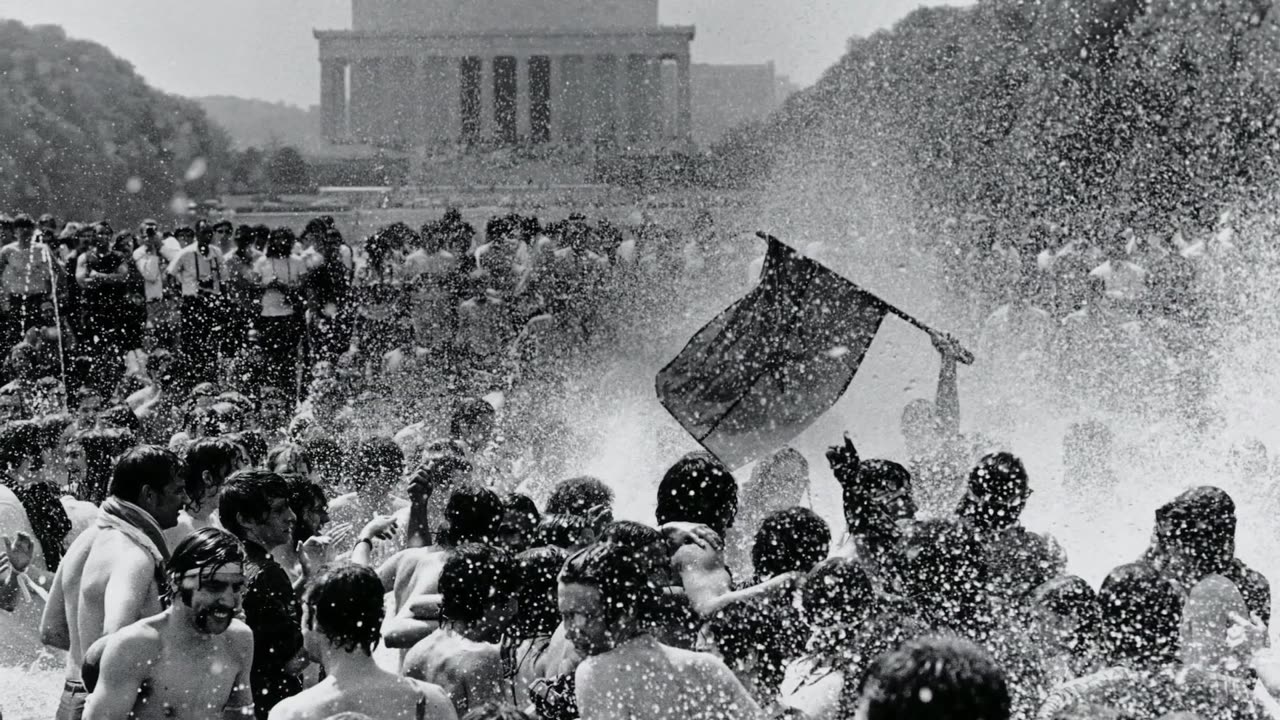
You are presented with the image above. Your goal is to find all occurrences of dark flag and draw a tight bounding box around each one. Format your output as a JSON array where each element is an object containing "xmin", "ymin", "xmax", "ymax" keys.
[{"xmin": 656, "ymin": 235, "xmax": 892, "ymax": 469}]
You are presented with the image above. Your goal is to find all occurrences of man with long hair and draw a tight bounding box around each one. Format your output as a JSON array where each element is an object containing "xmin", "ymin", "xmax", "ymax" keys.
[{"xmin": 85, "ymin": 528, "xmax": 255, "ymax": 720}]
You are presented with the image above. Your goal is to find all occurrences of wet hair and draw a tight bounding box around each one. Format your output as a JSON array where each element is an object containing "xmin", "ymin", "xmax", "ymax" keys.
[
  {"xmin": 443, "ymin": 486, "xmax": 504, "ymax": 545},
  {"xmin": 349, "ymin": 437, "xmax": 403, "ymax": 493},
  {"xmin": 545, "ymin": 475, "xmax": 614, "ymax": 518},
  {"xmin": 513, "ymin": 546, "xmax": 567, "ymax": 639},
  {"xmin": 305, "ymin": 564, "xmax": 384, "ymax": 655},
  {"xmin": 107, "ymin": 444, "xmax": 182, "ymax": 505},
  {"xmin": 227, "ymin": 430, "xmax": 266, "ymax": 467},
  {"xmin": 598, "ymin": 520, "xmax": 663, "ymax": 551},
  {"xmin": 857, "ymin": 636, "xmax": 1011, "ymax": 720},
  {"xmin": 654, "ymin": 452, "xmax": 738, "ymax": 535},
  {"xmin": 167, "ymin": 527, "xmax": 244, "ymax": 605},
  {"xmin": 1032, "ymin": 575, "xmax": 1100, "ymax": 625},
  {"xmin": 266, "ymin": 227, "xmax": 296, "ymax": 258},
  {"xmin": 803, "ymin": 557, "xmax": 875, "ymax": 626},
  {"xmin": 184, "ymin": 437, "xmax": 242, "ymax": 504},
  {"xmin": 707, "ymin": 594, "xmax": 800, "ymax": 698},
  {"xmin": 438, "ymin": 543, "xmax": 515, "ymax": 623},
  {"xmin": 75, "ymin": 428, "xmax": 136, "ymax": 503},
  {"xmin": 449, "ymin": 398, "xmax": 495, "ymax": 440},
  {"xmin": 1098, "ymin": 562, "xmax": 1182, "ymax": 668},
  {"xmin": 751, "ymin": 507, "xmax": 830, "ymax": 579},
  {"xmin": 461, "ymin": 704, "xmax": 531, "ymax": 720},
  {"xmin": 558, "ymin": 542, "xmax": 652, "ymax": 623},
  {"xmin": 859, "ymin": 459, "xmax": 916, "ymax": 519},
  {"xmin": 267, "ymin": 442, "xmax": 309, "ymax": 475},
  {"xmin": 303, "ymin": 437, "xmax": 344, "ymax": 484},
  {"xmin": 1154, "ymin": 486, "xmax": 1235, "ymax": 577},
  {"xmin": 958, "ymin": 452, "xmax": 1030, "ymax": 530},
  {"xmin": 503, "ymin": 493, "xmax": 540, "ymax": 525},
  {"xmin": 218, "ymin": 469, "xmax": 291, "ymax": 540},
  {"xmin": 536, "ymin": 513, "xmax": 589, "ymax": 550},
  {"xmin": 0, "ymin": 420, "xmax": 43, "ymax": 469},
  {"xmin": 285, "ymin": 476, "xmax": 327, "ymax": 542}
]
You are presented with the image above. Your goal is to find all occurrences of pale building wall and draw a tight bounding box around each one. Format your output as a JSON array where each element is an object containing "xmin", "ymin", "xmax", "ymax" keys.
[
  {"xmin": 352, "ymin": 0, "xmax": 659, "ymax": 32},
  {"xmin": 660, "ymin": 61, "xmax": 780, "ymax": 147}
]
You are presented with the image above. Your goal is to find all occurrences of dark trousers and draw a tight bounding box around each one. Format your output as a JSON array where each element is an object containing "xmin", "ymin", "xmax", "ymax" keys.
[
  {"xmin": 180, "ymin": 295, "xmax": 218, "ymax": 388},
  {"xmin": 8, "ymin": 293, "xmax": 49, "ymax": 342},
  {"xmin": 257, "ymin": 314, "xmax": 302, "ymax": 393}
]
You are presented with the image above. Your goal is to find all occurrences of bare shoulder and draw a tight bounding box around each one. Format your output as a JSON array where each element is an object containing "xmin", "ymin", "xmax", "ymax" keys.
[
  {"xmin": 671, "ymin": 542, "xmax": 721, "ymax": 572},
  {"xmin": 225, "ymin": 619, "xmax": 254, "ymax": 653},
  {"xmin": 266, "ymin": 693, "xmax": 306, "ymax": 720},
  {"xmin": 407, "ymin": 678, "xmax": 452, "ymax": 710},
  {"xmin": 107, "ymin": 617, "xmax": 164, "ymax": 660}
]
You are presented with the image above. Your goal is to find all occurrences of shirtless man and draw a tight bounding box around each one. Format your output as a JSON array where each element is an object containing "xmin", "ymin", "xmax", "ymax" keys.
[
  {"xmin": 371, "ymin": 483, "xmax": 503, "ymax": 653},
  {"xmin": 560, "ymin": 543, "xmax": 763, "ymax": 720},
  {"xmin": 403, "ymin": 543, "xmax": 516, "ymax": 717},
  {"xmin": 654, "ymin": 453, "xmax": 797, "ymax": 619},
  {"xmin": 42, "ymin": 445, "xmax": 187, "ymax": 720},
  {"xmin": 85, "ymin": 528, "xmax": 255, "ymax": 720},
  {"xmin": 269, "ymin": 564, "xmax": 457, "ymax": 720}
]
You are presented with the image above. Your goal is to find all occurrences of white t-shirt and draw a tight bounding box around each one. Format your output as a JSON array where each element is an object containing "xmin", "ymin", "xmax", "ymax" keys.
[{"xmin": 254, "ymin": 255, "xmax": 307, "ymax": 317}]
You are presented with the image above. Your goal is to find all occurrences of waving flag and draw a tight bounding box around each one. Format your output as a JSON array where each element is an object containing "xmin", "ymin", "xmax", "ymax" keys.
[{"xmin": 656, "ymin": 235, "xmax": 892, "ymax": 469}]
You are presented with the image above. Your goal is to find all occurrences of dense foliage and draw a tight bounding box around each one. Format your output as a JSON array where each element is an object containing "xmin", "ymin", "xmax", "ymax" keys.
[
  {"xmin": 0, "ymin": 21, "xmax": 232, "ymax": 222},
  {"xmin": 733, "ymin": 0, "xmax": 1280, "ymax": 245}
]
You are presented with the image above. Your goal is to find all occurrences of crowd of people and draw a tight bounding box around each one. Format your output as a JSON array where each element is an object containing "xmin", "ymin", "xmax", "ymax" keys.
[
  {"xmin": 0, "ymin": 208, "xmax": 717, "ymax": 408},
  {"xmin": 0, "ymin": 283, "xmax": 1277, "ymax": 720}
]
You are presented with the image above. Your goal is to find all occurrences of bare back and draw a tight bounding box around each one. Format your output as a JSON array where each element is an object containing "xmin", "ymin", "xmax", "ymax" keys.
[
  {"xmin": 269, "ymin": 674, "xmax": 456, "ymax": 720},
  {"xmin": 49, "ymin": 526, "xmax": 162, "ymax": 679},
  {"xmin": 403, "ymin": 628, "xmax": 504, "ymax": 717}
]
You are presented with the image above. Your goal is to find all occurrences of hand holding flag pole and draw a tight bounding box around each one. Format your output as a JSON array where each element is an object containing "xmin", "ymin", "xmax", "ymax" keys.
[
  {"xmin": 657, "ymin": 232, "xmax": 976, "ymax": 469},
  {"xmin": 754, "ymin": 232, "xmax": 974, "ymax": 365}
]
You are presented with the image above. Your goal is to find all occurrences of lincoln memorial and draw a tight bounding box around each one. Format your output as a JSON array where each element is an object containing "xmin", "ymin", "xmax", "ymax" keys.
[{"xmin": 315, "ymin": 0, "xmax": 694, "ymax": 151}]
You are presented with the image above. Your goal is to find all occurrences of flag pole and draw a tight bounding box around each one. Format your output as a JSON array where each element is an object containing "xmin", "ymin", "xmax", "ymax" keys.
[{"xmin": 754, "ymin": 231, "xmax": 975, "ymax": 365}]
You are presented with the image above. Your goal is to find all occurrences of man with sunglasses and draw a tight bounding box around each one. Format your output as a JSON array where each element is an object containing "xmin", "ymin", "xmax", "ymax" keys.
[
  {"xmin": 168, "ymin": 220, "xmax": 227, "ymax": 387},
  {"xmin": 0, "ymin": 213, "xmax": 56, "ymax": 344}
]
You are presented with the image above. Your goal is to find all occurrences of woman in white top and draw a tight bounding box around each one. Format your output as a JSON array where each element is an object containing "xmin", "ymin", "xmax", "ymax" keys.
[{"xmin": 254, "ymin": 227, "xmax": 308, "ymax": 394}]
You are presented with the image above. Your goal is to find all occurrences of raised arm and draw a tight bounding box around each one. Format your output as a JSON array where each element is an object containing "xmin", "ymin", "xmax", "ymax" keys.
[{"xmin": 931, "ymin": 331, "xmax": 962, "ymax": 437}]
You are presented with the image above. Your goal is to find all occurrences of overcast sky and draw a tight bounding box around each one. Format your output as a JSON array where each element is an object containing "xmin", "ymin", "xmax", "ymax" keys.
[{"xmin": 0, "ymin": 0, "xmax": 968, "ymax": 107}]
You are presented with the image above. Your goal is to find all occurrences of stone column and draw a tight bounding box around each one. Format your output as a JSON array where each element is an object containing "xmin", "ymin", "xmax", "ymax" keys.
[
  {"xmin": 442, "ymin": 57, "xmax": 462, "ymax": 145},
  {"xmin": 548, "ymin": 55, "xmax": 564, "ymax": 143},
  {"xmin": 614, "ymin": 54, "xmax": 629, "ymax": 147},
  {"xmin": 676, "ymin": 53, "xmax": 692, "ymax": 145},
  {"xmin": 516, "ymin": 55, "xmax": 532, "ymax": 142},
  {"xmin": 480, "ymin": 56, "xmax": 496, "ymax": 140},
  {"xmin": 415, "ymin": 56, "xmax": 430, "ymax": 147},
  {"xmin": 320, "ymin": 58, "xmax": 341, "ymax": 141}
]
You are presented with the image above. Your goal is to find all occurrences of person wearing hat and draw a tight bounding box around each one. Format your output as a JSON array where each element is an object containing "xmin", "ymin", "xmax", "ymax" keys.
[
  {"xmin": 167, "ymin": 220, "xmax": 227, "ymax": 387},
  {"xmin": 0, "ymin": 213, "xmax": 57, "ymax": 344}
]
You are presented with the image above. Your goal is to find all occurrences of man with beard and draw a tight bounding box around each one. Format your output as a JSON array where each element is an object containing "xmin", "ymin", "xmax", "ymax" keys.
[
  {"xmin": 219, "ymin": 469, "xmax": 307, "ymax": 719},
  {"xmin": 85, "ymin": 527, "xmax": 254, "ymax": 720},
  {"xmin": 42, "ymin": 445, "xmax": 188, "ymax": 720},
  {"xmin": 561, "ymin": 542, "xmax": 762, "ymax": 720}
]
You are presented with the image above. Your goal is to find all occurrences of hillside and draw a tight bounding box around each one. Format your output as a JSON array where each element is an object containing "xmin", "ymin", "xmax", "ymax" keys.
[
  {"xmin": 0, "ymin": 21, "xmax": 231, "ymax": 222},
  {"xmin": 196, "ymin": 95, "xmax": 322, "ymax": 152},
  {"xmin": 737, "ymin": 0, "xmax": 1280, "ymax": 248}
]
